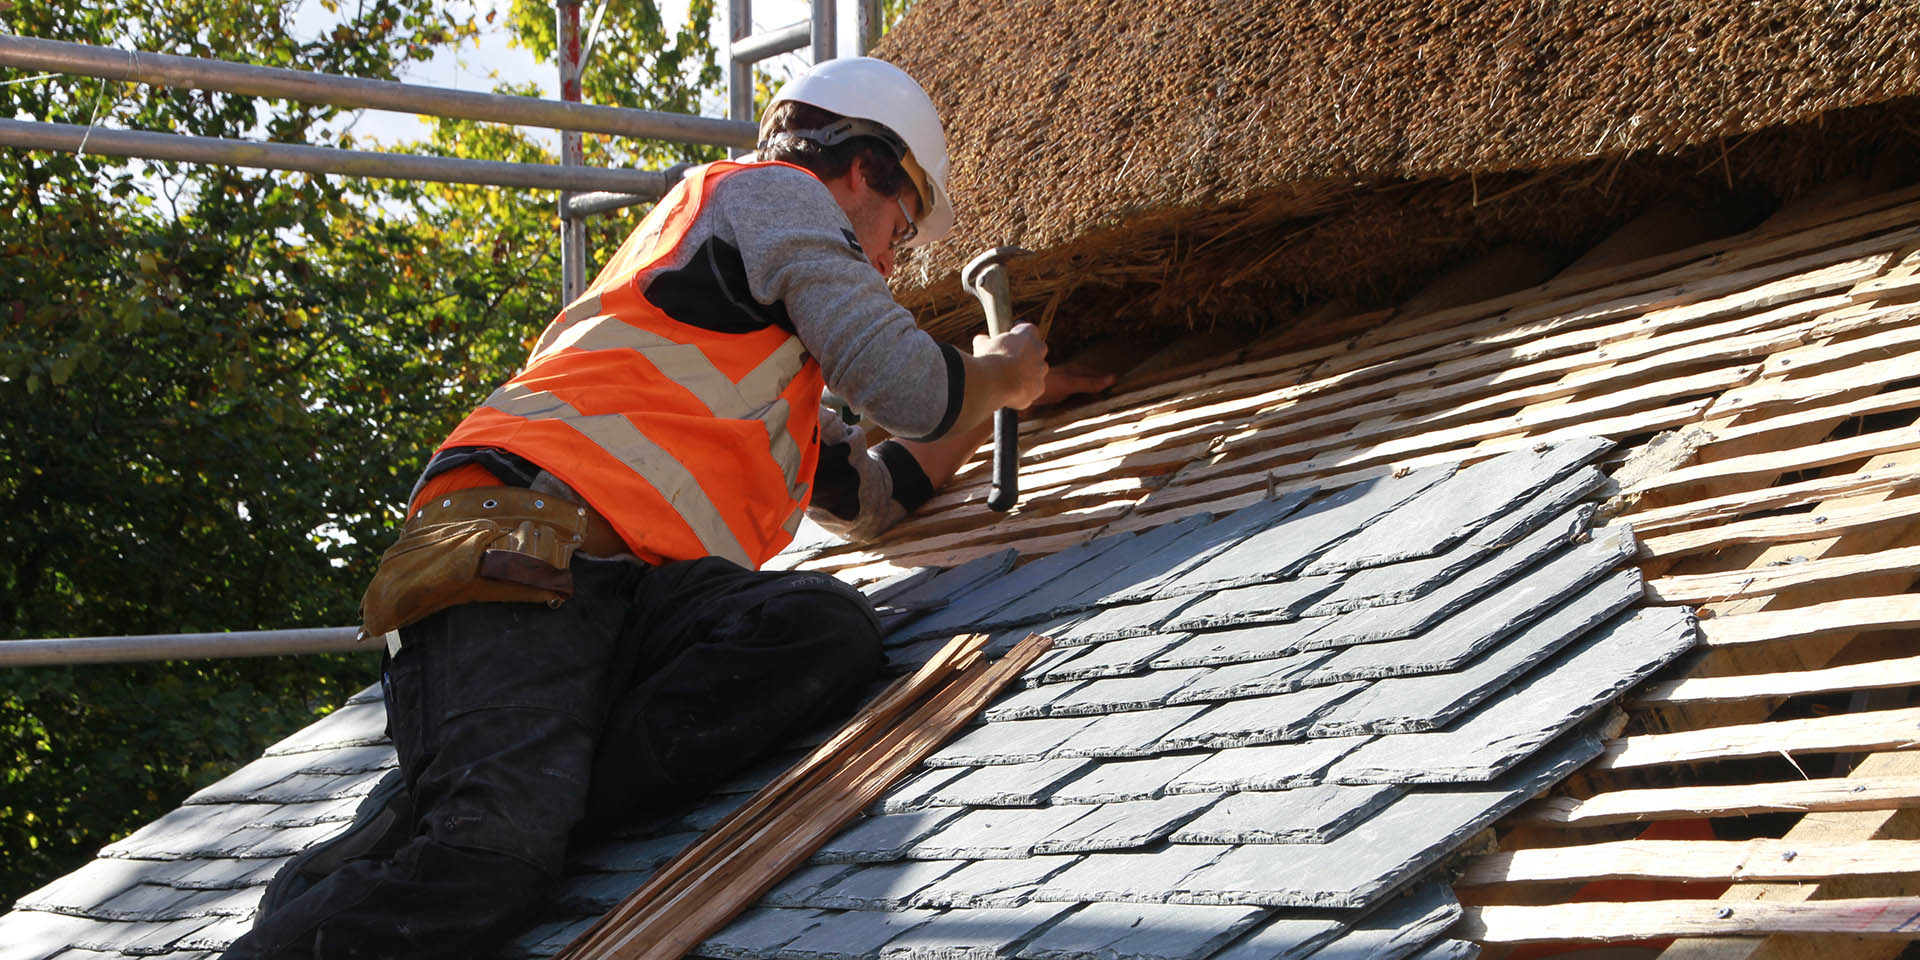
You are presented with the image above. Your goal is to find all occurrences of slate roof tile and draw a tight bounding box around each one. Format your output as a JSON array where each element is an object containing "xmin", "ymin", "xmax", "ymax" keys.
[
  {"xmin": 1163, "ymin": 651, "xmax": 1335, "ymax": 704},
  {"xmin": 1327, "ymin": 606, "xmax": 1696, "ymax": 784},
  {"xmin": 763, "ymin": 864, "xmax": 862, "ymax": 908},
  {"xmin": 1306, "ymin": 568, "xmax": 1643, "ymax": 737},
  {"xmin": 879, "ymin": 551, "xmax": 1020, "ymax": 641},
  {"xmin": 913, "ymin": 759, "xmax": 1094, "ymax": 810},
  {"xmin": 1402, "ymin": 940, "xmax": 1480, "ymax": 960},
  {"xmin": 1042, "ymin": 669, "xmax": 1211, "ymax": 717},
  {"xmin": 1163, "ymin": 738, "xmax": 1371, "ymax": 795},
  {"xmin": 894, "ymin": 536, "xmax": 1139, "ymax": 642},
  {"xmin": 1198, "ymin": 910, "xmax": 1351, "ymax": 960},
  {"xmin": 1288, "ymin": 505, "xmax": 1599, "ymax": 655},
  {"xmin": 878, "ymin": 902, "xmax": 1077, "ymax": 960},
  {"xmin": 1155, "ymin": 467, "xmax": 1453, "ymax": 597},
  {"xmin": 566, "ymin": 831, "xmax": 702, "ymax": 873},
  {"xmin": 982, "ymin": 682, "xmax": 1087, "ymax": 722},
  {"xmin": 924, "ymin": 716, "xmax": 1102, "ymax": 768},
  {"xmin": 771, "ymin": 907, "xmax": 941, "ymax": 960},
  {"xmin": 258, "ymin": 697, "xmax": 388, "ymax": 757},
  {"xmin": 693, "ymin": 906, "xmax": 830, "ymax": 960},
  {"xmin": 1052, "ymin": 705, "xmax": 1212, "ymax": 759},
  {"xmin": 907, "ymin": 804, "xmax": 1101, "ymax": 860},
  {"xmin": 1031, "ymin": 634, "xmax": 1188, "ymax": 684},
  {"xmin": 1168, "ymin": 728, "xmax": 1604, "ymax": 908},
  {"xmin": 1015, "ymin": 902, "xmax": 1270, "ymax": 960},
  {"xmin": 1049, "ymin": 599, "xmax": 1196, "ymax": 647},
  {"xmin": 1301, "ymin": 533, "xmax": 1636, "ymax": 687},
  {"xmin": 875, "ymin": 768, "xmax": 975, "ymax": 814},
  {"xmin": 1159, "ymin": 575, "xmax": 1345, "ymax": 632},
  {"xmin": 13, "ymin": 857, "xmax": 189, "ymax": 917},
  {"xmin": 911, "ymin": 856, "xmax": 1084, "ymax": 909},
  {"xmin": 809, "ymin": 860, "xmax": 971, "ymax": 910},
  {"xmin": 1156, "ymin": 683, "xmax": 1365, "ymax": 752},
  {"xmin": 1077, "ymin": 492, "xmax": 1318, "ymax": 607},
  {"xmin": 1168, "ymin": 784, "xmax": 1402, "ymax": 845},
  {"xmin": 1049, "ymin": 755, "xmax": 1212, "ymax": 805},
  {"xmin": 1300, "ymin": 438, "xmax": 1611, "ymax": 576},
  {"xmin": 1033, "ymin": 843, "xmax": 1234, "ymax": 904},
  {"xmin": 1148, "ymin": 621, "xmax": 1331, "ymax": 670},
  {"xmin": 989, "ymin": 517, "xmax": 1211, "ymax": 624},
  {"xmin": 1026, "ymin": 795, "xmax": 1221, "ymax": 854},
  {"xmin": 813, "ymin": 810, "xmax": 970, "ymax": 864},
  {"xmin": 1292, "ymin": 878, "xmax": 1462, "ymax": 960}
]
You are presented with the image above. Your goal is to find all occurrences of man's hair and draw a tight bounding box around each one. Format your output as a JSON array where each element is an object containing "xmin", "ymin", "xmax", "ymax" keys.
[{"xmin": 758, "ymin": 101, "xmax": 916, "ymax": 200}]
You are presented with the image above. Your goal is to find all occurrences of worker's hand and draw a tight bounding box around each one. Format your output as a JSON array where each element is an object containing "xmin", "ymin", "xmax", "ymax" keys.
[
  {"xmin": 972, "ymin": 323, "xmax": 1050, "ymax": 411},
  {"xmin": 1025, "ymin": 365, "xmax": 1117, "ymax": 411}
]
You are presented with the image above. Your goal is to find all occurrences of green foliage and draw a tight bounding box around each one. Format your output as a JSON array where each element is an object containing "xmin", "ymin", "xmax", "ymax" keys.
[{"xmin": 0, "ymin": 0, "xmax": 729, "ymax": 907}]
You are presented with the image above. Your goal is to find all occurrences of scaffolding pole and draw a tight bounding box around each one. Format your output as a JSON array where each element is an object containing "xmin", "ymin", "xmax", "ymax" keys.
[
  {"xmin": 0, "ymin": 627, "xmax": 366, "ymax": 668},
  {"xmin": 558, "ymin": 0, "xmax": 589, "ymax": 304},
  {"xmin": 0, "ymin": 34, "xmax": 756, "ymax": 149},
  {"xmin": 0, "ymin": 118, "xmax": 679, "ymax": 194}
]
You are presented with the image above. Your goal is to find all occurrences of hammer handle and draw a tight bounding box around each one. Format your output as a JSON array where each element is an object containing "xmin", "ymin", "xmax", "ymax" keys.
[{"xmin": 988, "ymin": 408, "xmax": 1019, "ymax": 512}]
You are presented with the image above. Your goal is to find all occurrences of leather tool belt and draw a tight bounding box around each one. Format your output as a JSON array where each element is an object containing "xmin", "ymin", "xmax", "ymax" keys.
[{"xmin": 359, "ymin": 485, "xmax": 591, "ymax": 642}]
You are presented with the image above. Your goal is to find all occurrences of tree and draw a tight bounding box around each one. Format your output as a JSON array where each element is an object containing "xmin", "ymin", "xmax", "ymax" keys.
[{"xmin": 0, "ymin": 0, "xmax": 728, "ymax": 905}]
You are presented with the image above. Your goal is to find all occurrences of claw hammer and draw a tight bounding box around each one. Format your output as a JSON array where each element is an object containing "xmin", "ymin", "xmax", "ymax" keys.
[{"xmin": 960, "ymin": 245, "xmax": 1033, "ymax": 512}]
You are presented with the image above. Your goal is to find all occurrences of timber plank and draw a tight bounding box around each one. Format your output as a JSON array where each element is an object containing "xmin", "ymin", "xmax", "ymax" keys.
[
  {"xmin": 1645, "ymin": 543, "xmax": 1920, "ymax": 604},
  {"xmin": 1590, "ymin": 705, "xmax": 1920, "ymax": 770},
  {"xmin": 1633, "ymin": 654, "xmax": 1920, "ymax": 706},
  {"xmin": 1625, "ymin": 465, "xmax": 1920, "ymax": 537},
  {"xmin": 1695, "ymin": 596, "xmax": 1920, "ymax": 648},
  {"xmin": 1459, "ymin": 838, "xmax": 1920, "ymax": 885},
  {"xmin": 1513, "ymin": 776, "xmax": 1920, "ymax": 827},
  {"xmin": 1638, "ymin": 495, "xmax": 1920, "ymax": 561},
  {"xmin": 1617, "ymin": 427, "xmax": 1920, "ymax": 501},
  {"xmin": 1458, "ymin": 897, "xmax": 1920, "ymax": 943}
]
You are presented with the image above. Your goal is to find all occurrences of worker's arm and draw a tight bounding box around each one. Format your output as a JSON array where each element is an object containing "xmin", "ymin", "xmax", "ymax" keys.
[{"xmin": 894, "ymin": 334, "xmax": 1113, "ymax": 488}]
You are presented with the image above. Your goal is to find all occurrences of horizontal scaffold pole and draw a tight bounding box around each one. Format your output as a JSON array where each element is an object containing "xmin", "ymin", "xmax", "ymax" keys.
[
  {"xmin": 0, "ymin": 34, "xmax": 757, "ymax": 149},
  {"xmin": 730, "ymin": 21, "xmax": 810, "ymax": 63},
  {"xmin": 1, "ymin": 627, "xmax": 366, "ymax": 667},
  {"xmin": 0, "ymin": 118, "xmax": 677, "ymax": 194}
]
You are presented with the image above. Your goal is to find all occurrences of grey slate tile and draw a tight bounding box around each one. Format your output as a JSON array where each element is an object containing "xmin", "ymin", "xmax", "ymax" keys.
[
  {"xmin": 1301, "ymin": 438, "xmax": 1612, "ymax": 575},
  {"xmin": 1161, "ymin": 575, "xmax": 1345, "ymax": 632},
  {"xmin": 773, "ymin": 908, "xmax": 941, "ymax": 960},
  {"xmin": 1165, "ymin": 652, "xmax": 1336, "ymax": 705},
  {"xmin": 1034, "ymin": 842, "xmax": 1234, "ymax": 904},
  {"xmin": 1045, "ymin": 669, "xmax": 1211, "ymax": 717},
  {"xmin": 695, "ymin": 906, "xmax": 830, "ymax": 960},
  {"xmin": 811, "ymin": 860, "xmax": 972, "ymax": 910},
  {"xmin": 762, "ymin": 863, "xmax": 861, "ymax": 908},
  {"xmin": 1158, "ymin": 468, "xmax": 1454, "ymax": 598},
  {"xmin": 912, "ymin": 855, "xmax": 1084, "ymax": 909},
  {"xmin": 896, "ymin": 537, "xmax": 1140, "ymax": 642},
  {"xmin": 1050, "ymin": 755, "xmax": 1213, "ymax": 805},
  {"xmin": 1149, "ymin": 621, "xmax": 1333, "ymax": 670},
  {"xmin": 1400, "ymin": 940, "xmax": 1479, "ymax": 960},
  {"xmin": 1168, "ymin": 726, "xmax": 1606, "ymax": 908},
  {"xmin": 1032, "ymin": 634, "xmax": 1189, "ymax": 684},
  {"xmin": 14, "ymin": 858, "xmax": 188, "ymax": 916},
  {"xmin": 881, "ymin": 551, "xmax": 1021, "ymax": 643},
  {"xmin": 1050, "ymin": 598, "xmax": 1197, "ymax": 647},
  {"xmin": 182, "ymin": 752, "xmax": 315, "ymax": 805},
  {"xmin": 1328, "ymin": 606, "xmax": 1696, "ymax": 784},
  {"xmin": 865, "ymin": 568, "xmax": 945, "ymax": 606},
  {"xmin": 259, "ymin": 698, "xmax": 389, "ymax": 757},
  {"xmin": 1091, "ymin": 492, "xmax": 1322, "ymax": 606},
  {"xmin": 568, "ymin": 831, "xmax": 702, "ymax": 873},
  {"xmin": 1169, "ymin": 784, "xmax": 1402, "ymax": 845},
  {"xmin": 1016, "ymin": 901, "xmax": 1270, "ymax": 960},
  {"xmin": 1307, "ymin": 568, "xmax": 1644, "ymax": 737},
  {"xmin": 891, "ymin": 616, "xmax": 1086, "ymax": 676},
  {"xmin": 227, "ymin": 820, "xmax": 344, "ymax": 859},
  {"xmin": 553, "ymin": 869, "xmax": 648, "ymax": 911},
  {"xmin": 0, "ymin": 911, "xmax": 130, "ymax": 960},
  {"xmin": 876, "ymin": 768, "xmax": 974, "ymax": 814},
  {"xmin": 909, "ymin": 804, "xmax": 1101, "ymax": 860},
  {"xmin": 996, "ymin": 516, "xmax": 1216, "ymax": 623},
  {"xmin": 1295, "ymin": 879, "xmax": 1461, "ymax": 960},
  {"xmin": 917, "ymin": 759, "xmax": 1095, "ymax": 809},
  {"xmin": 171, "ymin": 856, "xmax": 286, "ymax": 891},
  {"xmin": 880, "ymin": 903, "xmax": 1078, "ymax": 960},
  {"xmin": 102, "ymin": 803, "xmax": 287, "ymax": 861},
  {"xmin": 1165, "ymin": 738, "xmax": 1371, "ymax": 795},
  {"xmin": 1300, "ymin": 466, "xmax": 1606, "ymax": 620},
  {"xmin": 984, "ymin": 683, "xmax": 1090, "ymax": 722},
  {"xmin": 1157, "ymin": 683, "xmax": 1365, "ymax": 752},
  {"xmin": 1053, "ymin": 705, "xmax": 1212, "ymax": 759},
  {"xmin": 925, "ymin": 716, "xmax": 1102, "ymax": 768},
  {"xmin": 1201, "ymin": 910, "xmax": 1353, "ymax": 960},
  {"xmin": 812, "ymin": 809, "xmax": 969, "ymax": 864},
  {"xmin": 1029, "ymin": 794, "xmax": 1221, "ymax": 854},
  {"xmin": 505, "ymin": 916, "xmax": 600, "ymax": 959},
  {"xmin": 1292, "ymin": 506, "xmax": 1600, "ymax": 653}
]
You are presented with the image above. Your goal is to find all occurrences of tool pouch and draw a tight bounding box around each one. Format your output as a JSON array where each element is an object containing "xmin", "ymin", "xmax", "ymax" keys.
[{"xmin": 358, "ymin": 486, "xmax": 591, "ymax": 642}]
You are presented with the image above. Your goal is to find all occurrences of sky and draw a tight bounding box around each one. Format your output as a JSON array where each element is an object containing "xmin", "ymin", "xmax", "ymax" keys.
[{"xmin": 291, "ymin": 0, "xmax": 818, "ymax": 149}]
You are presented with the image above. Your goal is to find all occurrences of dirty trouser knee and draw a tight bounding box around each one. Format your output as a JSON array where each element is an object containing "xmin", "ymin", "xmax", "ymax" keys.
[
  {"xmin": 582, "ymin": 560, "xmax": 883, "ymax": 829},
  {"xmin": 224, "ymin": 557, "xmax": 637, "ymax": 959}
]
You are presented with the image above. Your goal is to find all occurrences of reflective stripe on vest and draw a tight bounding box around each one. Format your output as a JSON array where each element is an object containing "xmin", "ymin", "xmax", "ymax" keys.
[{"xmin": 439, "ymin": 159, "xmax": 827, "ymax": 568}]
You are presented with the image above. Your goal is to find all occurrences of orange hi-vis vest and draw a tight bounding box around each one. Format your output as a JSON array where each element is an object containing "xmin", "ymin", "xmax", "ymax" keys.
[{"xmin": 440, "ymin": 160, "xmax": 826, "ymax": 569}]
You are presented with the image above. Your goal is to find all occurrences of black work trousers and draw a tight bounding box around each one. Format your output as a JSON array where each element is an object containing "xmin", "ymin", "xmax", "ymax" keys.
[{"xmin": 223, "ymin": 555, "xmax": 882, "ymax": 960}]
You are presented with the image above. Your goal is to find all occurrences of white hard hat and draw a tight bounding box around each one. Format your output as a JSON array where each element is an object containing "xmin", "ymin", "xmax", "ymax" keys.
[{"xmin": 765, "ymin": 57, "xmax": 953, "ymax": 247}]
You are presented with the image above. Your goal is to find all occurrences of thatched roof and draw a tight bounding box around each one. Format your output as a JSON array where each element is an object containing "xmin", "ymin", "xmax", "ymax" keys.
[{"xmin": 878, "ymin": 0, "xmax": 1920, "ymax": 345}]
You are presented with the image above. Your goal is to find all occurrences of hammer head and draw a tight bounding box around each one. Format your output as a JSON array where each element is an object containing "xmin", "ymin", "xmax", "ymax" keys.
[{"xmin": 960, "ymin": 245, "xmax": 1032, "ymax": 297}]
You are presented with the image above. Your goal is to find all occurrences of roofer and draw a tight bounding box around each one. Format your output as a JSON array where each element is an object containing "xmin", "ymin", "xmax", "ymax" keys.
[{"xmin": 221, "ymin": 57, "xmax": 1073, "ymax": 959}]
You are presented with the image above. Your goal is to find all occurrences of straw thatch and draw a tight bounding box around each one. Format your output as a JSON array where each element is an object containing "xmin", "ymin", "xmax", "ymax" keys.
[{"xmin": 877, "ymin": 0, "xmax": 1920, "ymax": 346}]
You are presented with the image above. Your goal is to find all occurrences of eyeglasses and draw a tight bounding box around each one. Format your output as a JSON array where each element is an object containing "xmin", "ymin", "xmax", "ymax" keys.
[{"xmin": 892, "ymin": 195, "xmax": 919, "ymax": 249}]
